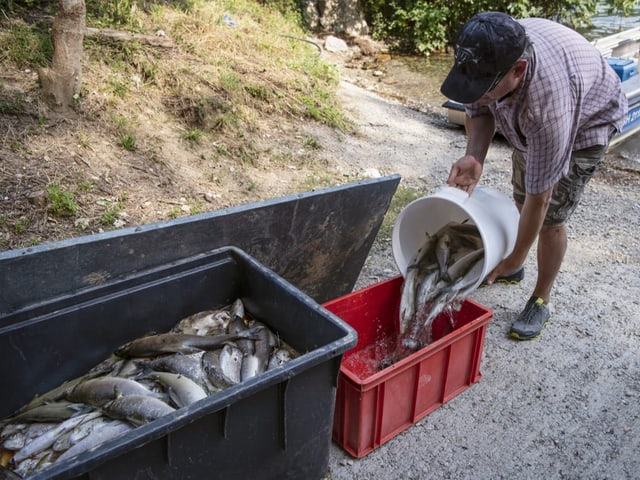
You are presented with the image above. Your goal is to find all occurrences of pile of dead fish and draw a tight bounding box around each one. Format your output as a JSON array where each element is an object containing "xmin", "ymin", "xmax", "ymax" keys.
[
  {"xmin": 0, "ymin": 299, "xmax": 298, "ymax": 477},
  {"xmin": 383, "ymin": 220, "xmax": 484, "ymax": 367}
]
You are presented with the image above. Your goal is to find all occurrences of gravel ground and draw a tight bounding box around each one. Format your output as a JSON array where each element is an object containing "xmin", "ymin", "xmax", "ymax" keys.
[{"xmin": 315, "ymin": 77, "xmax": 640, "ymax": 480}]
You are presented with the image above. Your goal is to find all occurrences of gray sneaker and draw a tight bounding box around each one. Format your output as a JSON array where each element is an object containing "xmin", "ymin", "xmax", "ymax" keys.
[{"xmin": 510, "ymin": 296, "xmax": 551, "ymax": 340}]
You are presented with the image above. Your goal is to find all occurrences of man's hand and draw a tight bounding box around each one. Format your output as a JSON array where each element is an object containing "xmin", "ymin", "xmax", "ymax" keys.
[
  {"xmin": 447, "ymin": 155, "xmax": 483, "ymax": 194},
  {"xmin": 483, "ymin": 255, "xmax": 523, "ymax": 285},
  {"xmin": 484, "ymin": 188, "xmax": 553, "ymax": 285}
]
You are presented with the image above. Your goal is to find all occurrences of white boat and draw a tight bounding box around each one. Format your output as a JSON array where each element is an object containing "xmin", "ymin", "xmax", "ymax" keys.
[
  {"xmin": 442, "ymin": 26, "xmax": 640, "ymax": 149},
  {"xmin": 592, "ymin": 26, "xmax": 640, "ymax": 58}
]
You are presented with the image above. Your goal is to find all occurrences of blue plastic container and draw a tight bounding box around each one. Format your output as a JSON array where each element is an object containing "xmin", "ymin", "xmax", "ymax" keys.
[{"xmin": 607, "ymin": 57, "xmax": 638, "ymax": 82}]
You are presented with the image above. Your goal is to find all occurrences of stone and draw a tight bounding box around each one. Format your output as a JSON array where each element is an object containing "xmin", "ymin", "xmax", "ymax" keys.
[{"xmin": 324, "ymin": 35, "xmax": 349, "ymax": 53}]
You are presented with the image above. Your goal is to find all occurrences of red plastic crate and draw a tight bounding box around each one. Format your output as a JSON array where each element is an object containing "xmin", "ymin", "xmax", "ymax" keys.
[{"xmin": 323, "ymin": 276, "xmax": 492, "ymax": 458}]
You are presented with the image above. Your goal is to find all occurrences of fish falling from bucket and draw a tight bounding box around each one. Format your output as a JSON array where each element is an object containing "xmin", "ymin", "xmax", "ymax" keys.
[{"xmin": 382, "ymin": 220, "xmax": 484, "ymax": 368}]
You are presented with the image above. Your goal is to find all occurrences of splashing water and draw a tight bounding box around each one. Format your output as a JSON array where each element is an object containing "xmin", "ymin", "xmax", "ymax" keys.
[
  {"xmin": 341, "ymin": 334, "xmax": 397, "ymax": 379},
  {"xmin": 379, "ymin": 298, "xmax": 463, "ymax": 370}
]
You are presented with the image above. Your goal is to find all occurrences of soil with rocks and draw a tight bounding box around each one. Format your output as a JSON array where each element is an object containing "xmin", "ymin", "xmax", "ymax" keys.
[{"xmin": 318, "ymin": 48, "xmax": 640, "ymax": 480}]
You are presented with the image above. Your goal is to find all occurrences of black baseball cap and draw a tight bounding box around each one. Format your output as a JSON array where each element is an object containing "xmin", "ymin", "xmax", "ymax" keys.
[{"xmin": 440, "ymin": 12, "xmax": 528, "ymax": 104}]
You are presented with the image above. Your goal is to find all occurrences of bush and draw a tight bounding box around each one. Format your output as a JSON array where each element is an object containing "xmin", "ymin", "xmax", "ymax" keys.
[{"xmin": 360, "ymin": 0, "xmax": 599, "ymax": 54}]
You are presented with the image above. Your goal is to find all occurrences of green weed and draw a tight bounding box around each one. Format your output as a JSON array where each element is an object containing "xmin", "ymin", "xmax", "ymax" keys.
[
  {"xmin": 46, "ymin": 184, "xmax": 78, "ymax": 217},
  {"xmin": 299, "ymin": 92, "xmax": 353, "ymax": 132},
  {"xmin": 76, "ymin": 131, "xmax": 92, "ymax": 149},
  {"xmin": 214, "ymin": 112, "xmax": 240, "ymax": 131},
  {"xmin": 13, "ymin": 217, "xmax": 29, "ymax": 234},
  {"xmin": 245, "ymin": 84, "xmax": 271, "ymax": 101},
  {"xmin": 188, "ymin": 198, "xmax": 204, "ymax": 215},
  {"xmin": 111, "ymin": 113, "xmax": 129, "ymax": 132},
  {"xmin": 77, "ymin": 177, "xmax": 94, "ymax": 192},
  {"xmin": 168, "ymin": 207, "xmax": 181, "ymax": 219},
  {"xmin": 100, "ymin": 192, "xmax": 127, "ymax": 226},
  {"xmin": 182, "ymin": 128, "xmax": 204, "ymax": 145},
  {"xmin": 109, "ymin": 78, "xmax": 130, "ymax": 97},
  {"xmin": 215, "ymin": 143, "xmax": 231, "ymax": 157},
  {"xmin": 119, "ymin": 134, "xmax": 137, "ymax": 151},
  {"xmin": 219, "ymin": 72, "xmax": 242, "ymax": 95},
  {"xmin": 304, "ymin": 137, "xmax": 321, "ymax": 150}
]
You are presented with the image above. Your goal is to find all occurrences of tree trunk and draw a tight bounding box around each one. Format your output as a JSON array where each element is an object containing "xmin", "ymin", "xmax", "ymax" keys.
[{"xmin": 38, "ymin": 0, "xmax": 86, "ymax": 112}]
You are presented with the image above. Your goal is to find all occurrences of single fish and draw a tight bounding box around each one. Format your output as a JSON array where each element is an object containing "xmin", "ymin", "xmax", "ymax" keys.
[
  {"xmin": 147, "ymin": 372, "xmax": 208, "ymax": 408},
  {"xmin": 414, "ymin": 269, "xmax": 440, "ymax": 312},
  {"xmin": 102, "ymin": 395, "xmax": 175, "ymax": 426},
  {"xmin": 435, "ymin": 231, "xmax": 452, "ymax": 280},
  {"xmin": 230, "ymin": 298, "xmax": 245, "ymax": 321},
  {"xmin": 398, "ymin": 265, "xmax": 419, "ymax": 335},
  {"xmin": 55, "ymin": 419, "xmax": 133, "ymax": 464},
  {"xmin": 253, "ymin": 326, "xmax": 274, "ymax": 374},
  {"xmin": 11, "ymin": 373, "xmax": 99, "ymax": 416},
  {"xmin": 219, "ymin": 345, "xmax": 243, "ymax": 384},
  {"xmin": 227, "ymin": 317, "xmax": 255, "ymax": 356},
  {"xmin": 111, "ymin": 358, "xmax": 141, "ymax": 378},
  {"xmin": 202, "ymin": 344, "xmax": 243, "ymax": 389},
  {"xmin": 89, "ymin": 354, "xmax": 126, "ymax": 376},
  {"xmin": 440, "ymin": 220, "xmax": 476, "ymax": 237},
  {"xmin": 267, "ymin": 348, "xmax": 292, "ymax": 370},
  {"xmin": 66, "ymin": 377, "xmax": 158, "ymax": 407},
  {"xmin": 241, "ymin": 354, "xmax": 261, "ymax": 381},
  {"xmin": 447, "ymin": 225, "xmax": 483, "ymax": 253},
  {"xmin": 52, "ymin": 415, "xmax": 110, "ymax": 453},
  {"xmin": 2, "ymin": 430, "xmax": 26, "ymax": 451},
  {"xmin": 135, "ymin": 352, "xmax": 207, "ymax": 387},
  {"xmin": 114, "ymin": 328, "xmax": 262, "ymax": 358},
  {"xmin": 444, "ymin": 248, "xmax": 484, "ymax": 287},
  {"xmin": 171, "ymin": 309, "xmax": 231, "ymax": 336},
  {"xmin": 5, "ymin": 401, "xmax": 92, "ymax": 424}
]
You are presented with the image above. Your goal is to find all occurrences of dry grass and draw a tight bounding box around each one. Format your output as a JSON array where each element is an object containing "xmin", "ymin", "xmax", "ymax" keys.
[{"xmin": 0, "ymin": 0, "xmax": 352, "ymax": 251}]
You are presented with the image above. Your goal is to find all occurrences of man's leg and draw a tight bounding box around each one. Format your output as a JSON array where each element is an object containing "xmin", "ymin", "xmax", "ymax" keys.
[
  {"xmin": 510, "ymin": 144, "xmax": 606, "ymax": 340},
  {"xmin": 534, "ymin": 224, "xmax": 566, "ymax": 304}
]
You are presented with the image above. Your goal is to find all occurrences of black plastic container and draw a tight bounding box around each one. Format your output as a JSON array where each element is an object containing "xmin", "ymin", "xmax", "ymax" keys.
[
  {"xmin": 0, "ymin": 175, "xmax": 401, "ymax": 315},
  {"xmin": 0, "ymin": 247, "xmax": 357, "ymax": 480}
]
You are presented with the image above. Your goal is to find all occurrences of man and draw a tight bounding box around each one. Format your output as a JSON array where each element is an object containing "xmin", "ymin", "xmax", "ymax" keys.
[{"xmin": 440, "ymin": 12, "xmax": 627, "ymax": 340}]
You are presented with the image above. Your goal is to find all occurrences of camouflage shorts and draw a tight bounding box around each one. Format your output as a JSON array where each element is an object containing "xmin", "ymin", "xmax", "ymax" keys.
[{"xmin": 511, "ymin": 144, "xmax": 607, "ymax": 226}]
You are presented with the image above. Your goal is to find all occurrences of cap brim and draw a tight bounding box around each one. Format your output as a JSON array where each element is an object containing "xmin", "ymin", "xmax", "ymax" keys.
[{"xmin": 440, "ymin": 65, "xmax": 499, "ymax": 104}]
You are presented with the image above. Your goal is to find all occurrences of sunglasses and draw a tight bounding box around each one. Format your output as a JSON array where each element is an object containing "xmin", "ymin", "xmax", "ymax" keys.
[{"xmin": 486, "ymin": 66, "xmax": 513, "ymax": 93}]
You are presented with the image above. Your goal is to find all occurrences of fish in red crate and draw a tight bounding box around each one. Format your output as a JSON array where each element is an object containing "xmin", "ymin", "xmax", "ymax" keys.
[{"xmin": 383, "ymin": 220, "xmax": 484, "ymax": 366}]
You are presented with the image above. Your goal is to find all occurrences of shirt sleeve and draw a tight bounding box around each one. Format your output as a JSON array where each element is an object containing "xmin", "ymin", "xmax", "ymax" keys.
[{"xmin": 465, "ymin": 103, "xmax": 492, "ymax": 118}]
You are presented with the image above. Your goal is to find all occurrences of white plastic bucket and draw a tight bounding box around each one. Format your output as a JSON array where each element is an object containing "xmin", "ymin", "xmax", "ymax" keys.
[{"xmin": 392, "ymin": 185, "xmax": 519, "ymax": 292}]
